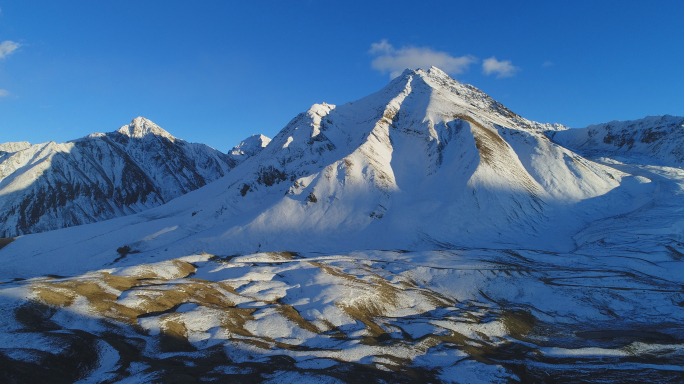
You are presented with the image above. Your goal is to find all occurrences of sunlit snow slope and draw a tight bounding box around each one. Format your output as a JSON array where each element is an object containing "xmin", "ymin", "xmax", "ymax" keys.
[
  {"xmin": 0, "ymin": 67, "xmax": 657, "ymax": 279},
  {"xmin": 0, "ymin": 117, "xmax": 269, "ymax": 237}
]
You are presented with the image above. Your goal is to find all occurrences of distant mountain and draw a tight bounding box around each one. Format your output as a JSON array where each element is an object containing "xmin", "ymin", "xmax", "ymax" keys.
[
  {"xmin": 0, "ymin": 117, "xmax": 269, "ymax": 237},
  {"xmin": 548, "ymin": 115, "xmax": 684, "ymax": 165},
  {"xmin": 230, "ymin": 134, "xmax": 272, "ymax": 159}
]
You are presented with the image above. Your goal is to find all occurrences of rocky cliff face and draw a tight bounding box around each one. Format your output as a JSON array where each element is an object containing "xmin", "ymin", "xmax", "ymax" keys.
[{"xmin": 0, "ymin": 117, "xmax": 268, "ymax": 237}]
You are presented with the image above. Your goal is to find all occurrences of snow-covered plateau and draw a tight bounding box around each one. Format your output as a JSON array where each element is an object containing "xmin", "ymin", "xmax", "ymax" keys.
[{"xmin": 1, "ymin": 67, "xmax": 683, "ymax": 383}]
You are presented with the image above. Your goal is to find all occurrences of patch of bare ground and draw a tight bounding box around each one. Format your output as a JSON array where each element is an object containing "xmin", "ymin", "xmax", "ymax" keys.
[
  {"xmin": 0, "ymin": 237, "xmax": 14, "ymax": 250},
  {"xmin": 123, "ymin": 259, "xmax": 197, "ymax": 279},
  {"xmin": 2, "ymin": 302, "xmax": 99, "ymax": 384},
  {"xmin": 32, "ymin": 272, "xmax": 144, "ymax": 324},
  {"xmin": 518, "ymin": 367, "xmax": 684, "ymax": 384},
  {"xmin": 481, "ymin": 316, "xmax": 684, "ymax": 383},
  {"xmin": 265, "ymin": 251, "xmax": 302, "ymax": 261},
  {"xmin": 310, "ymin": 261, "xmax": 406, "ymax": 339},
  {"xmin": 275, "ymin": 303, "xmax": 320, "ymax": 333},
  {"xmin": 157, "ymin": 314, "xmax": 195, "ymax": 352},
  {"xmin": 462, "ymin": 115, "xmax": 544, "ymax": 200},
  {"xmin": 665, "ymin": 245, "xmax": 684, "ymax": 261},
  {"xmin": 501, "ymin": 309, "xmax": 536, "ymax": 340},
  {"xmin": 5, "ymin": 300, "xmax": 444, "ymax": 383}
]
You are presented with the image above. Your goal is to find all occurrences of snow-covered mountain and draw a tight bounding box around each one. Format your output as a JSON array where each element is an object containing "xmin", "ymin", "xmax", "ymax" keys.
[
  {"xmin": 229, "ymin": 134, "xmax": 272, "ymax": 159},
  {"xmin": 548, "ymin": 114, "xmax": 684, "ymax": 165},
  {"xmin": 0, "ymin": 117, "xmax": 268, "ymax": 237},
  {"xmin": 0, "ymin": 67, "xmax": 656, "ymax": 273},
  {"xmin": 194, "ymin": 66, "xmax": 626, "ymax": 252}
]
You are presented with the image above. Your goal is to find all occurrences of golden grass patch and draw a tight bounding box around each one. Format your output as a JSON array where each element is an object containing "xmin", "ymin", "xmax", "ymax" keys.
[{"xmin": 275, "ymin": 304, "xmax": 320, "ymax": 334}]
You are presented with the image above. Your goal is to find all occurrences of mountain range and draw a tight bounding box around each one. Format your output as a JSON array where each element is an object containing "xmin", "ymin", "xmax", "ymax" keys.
[
  {"xmin": 0, "ymin": 117, "xmax": 270, "ymax": 237},
  {"xmin": 1, "ymin": 67, "xmax": 683, "ymax": 383},
  {"xmin": 1, "ymin": 66, "xmax": 679, "ymax": 272}
]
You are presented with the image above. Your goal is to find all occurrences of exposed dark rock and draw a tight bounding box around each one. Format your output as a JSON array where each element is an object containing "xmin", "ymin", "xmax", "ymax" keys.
[
  {"xmin": 640, "ymin": 128, "xmax": 667, "ymax": 144},
  {"xmin": 256, "ymin": 166, "xmax": 288, "ymax": 187},
  {"xmin": 114, "ymin": 245, "xmax": 139, "ymax": 262},
  {"xmin": 603, "ymin": 128, "xmax": 636, "ymax": 149},
  {"xmin": 307, "ymin": 192, "xmax": 318, "ymax": 203},
  {"xmin": 240, "ymin": 184, "xmax": 252, "ymax": 197}
]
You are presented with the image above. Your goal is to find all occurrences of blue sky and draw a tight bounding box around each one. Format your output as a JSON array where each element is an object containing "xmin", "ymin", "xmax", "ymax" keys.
[{"xmin": 1, "ymin": 1, "xmax": 682, "ymax": 152}]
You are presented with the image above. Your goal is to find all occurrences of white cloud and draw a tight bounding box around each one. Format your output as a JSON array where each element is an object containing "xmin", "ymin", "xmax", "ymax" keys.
[
  {"xmin": 542, "ymin": 61, "xmax": 554, "ymax": 67},
  {"xmin": 0, "ymin": 41, "xmax": 20, "ymax": 59},
  {"xmin": 482, "ymin": 57, "xmax": 519, "ymax": 78},
  {"xmin": 369, "ymin": 40, "xmax": 393, "ymax": 55},
  {"xmin": 369, "ymin": 39, "xmax": 476, "ymax": 79},
  {"xmin": 0, "ymin": 89, "xmax": 9, "ymax": 97}
]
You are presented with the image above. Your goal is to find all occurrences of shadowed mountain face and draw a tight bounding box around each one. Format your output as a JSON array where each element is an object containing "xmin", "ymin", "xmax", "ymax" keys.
[{"xmin": 0, "ymin": 118, "xmax": 270, "ymax": 237}]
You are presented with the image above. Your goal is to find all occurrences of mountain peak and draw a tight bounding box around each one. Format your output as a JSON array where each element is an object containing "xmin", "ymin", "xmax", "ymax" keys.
[
  {"xmin": 230, "ymin": 134, "xmax": 271, "ymax": 157},
  {"xmin": 376, "ymin": 66, "xmax": 565, "ymax": 132},
  {"xmin": 116, "ymin": 117, "xmax": 175, "ymax": 140},
  {"xmin": 418, "ymin": 66, "xmax": 451, "ymax": 79},
  {"xmin": 392, "ymin": 66, "xmax": 456, "ymax": 83}
]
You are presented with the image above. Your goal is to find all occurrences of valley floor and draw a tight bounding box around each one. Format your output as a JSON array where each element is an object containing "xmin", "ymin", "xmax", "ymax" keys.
[{"xmin": 1, "ymin": 159, "xmax": 684, "ymax": 383}]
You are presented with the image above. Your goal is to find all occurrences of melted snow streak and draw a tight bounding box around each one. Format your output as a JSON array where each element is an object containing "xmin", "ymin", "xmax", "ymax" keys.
[
  {"xmin": 0, "ymin": 118, "xmax": 269, "ymax": 237},
  {"xmin": 1, "ymin": 250, "xmax": 683, "ymax": 383}
]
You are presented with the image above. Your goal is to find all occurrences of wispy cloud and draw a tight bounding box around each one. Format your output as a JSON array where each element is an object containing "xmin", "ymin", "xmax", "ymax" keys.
[
  {"xmin": 482, "ymin": 57, "xmax": 519, "ymax": 78},
  {"xmin": 0, "ymin": 40, "xmax": 20, "ymax": 59},
  {"xmin": 369, "ymin": 39, "xmax": 476, "ymax": 79},
  {"xmin": 0, "ymin": 40, "xmax": 20, "ymax": 98},
  {"xmin": 542, "ymin": 61, "xmax": 554, "ymax": 68}
]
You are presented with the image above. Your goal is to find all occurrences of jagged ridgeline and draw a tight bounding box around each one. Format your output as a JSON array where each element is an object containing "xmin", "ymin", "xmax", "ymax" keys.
[{"xmin": 0, "ymin": 118, "xmax": 270, "ymax": 237}]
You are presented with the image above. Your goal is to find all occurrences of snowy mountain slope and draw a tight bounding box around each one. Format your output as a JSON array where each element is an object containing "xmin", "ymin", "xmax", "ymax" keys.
[
  {"xmin": 0, "ymin": 117, "xmax": 268, "ymax": 237},
  {"xmin": 548, "ymin": 115, "xmax": 684, "ymax": 165},
  {"xmin": 0, "ymin": 67, "xmax": 654, "ymax": 279}
]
